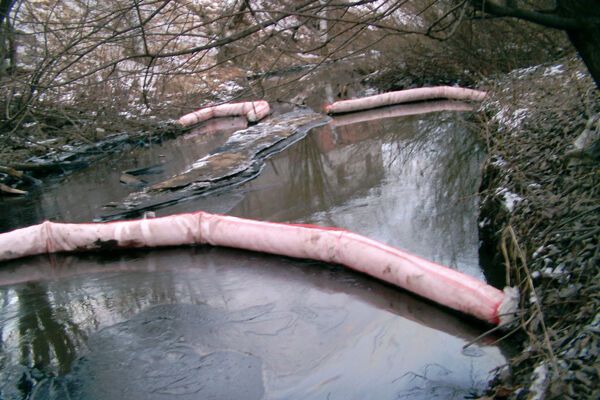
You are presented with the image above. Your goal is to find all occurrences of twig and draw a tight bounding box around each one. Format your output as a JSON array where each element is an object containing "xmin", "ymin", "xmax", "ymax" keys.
[
  {"xmin": 462, "ymin": 310, "xmax": 527, "ymax": 349},
  {"xmin": 507, "ymin": 225, "xmax": 559, "ymax": 373},
  {"xmin": 541, "ymin": 205, "xmax": 600, "ymax": 239}
]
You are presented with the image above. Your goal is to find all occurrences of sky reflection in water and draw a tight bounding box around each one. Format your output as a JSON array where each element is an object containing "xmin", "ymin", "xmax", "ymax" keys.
[{"xmin": 0, "ymin": 104, "xmax": 507, "ymax": 399}]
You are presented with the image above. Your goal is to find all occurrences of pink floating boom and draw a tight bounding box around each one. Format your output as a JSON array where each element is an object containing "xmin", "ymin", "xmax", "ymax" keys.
[
  {"xmin": 178, "ymin": 100, "xmax": 271, "ymax": 127},
  {"xmin": 0, "ymin": 212, "xmax": 517, "ymax": 325},
  {"xmin": 325, "ymin": 86, "xmax": 487, "ymax": 114}
]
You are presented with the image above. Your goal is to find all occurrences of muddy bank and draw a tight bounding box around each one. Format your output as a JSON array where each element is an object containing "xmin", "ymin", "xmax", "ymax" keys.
[
  {"xmin": 477, "ymin": 57, "xmax": 599, "ymax": 399},
  {"xmin": 0, "ymin": 118, "xmax": 186, "ymax": 198}
]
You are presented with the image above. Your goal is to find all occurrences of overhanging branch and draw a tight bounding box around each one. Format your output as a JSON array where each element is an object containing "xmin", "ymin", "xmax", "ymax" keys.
[{"xmin": 473, "ymin": 0, "xmax": 597, "ymax": 31}]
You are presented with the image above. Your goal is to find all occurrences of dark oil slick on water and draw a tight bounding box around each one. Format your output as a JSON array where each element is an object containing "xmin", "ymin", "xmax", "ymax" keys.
[{"xmin": 0, "ymin": 103, "xmax": 510, "ymax": 399}]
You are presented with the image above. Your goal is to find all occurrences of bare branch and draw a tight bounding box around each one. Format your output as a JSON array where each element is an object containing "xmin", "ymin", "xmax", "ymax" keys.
[{"xmin": 473, "ymin": 0, "xmax": 595, "ymax": 31}]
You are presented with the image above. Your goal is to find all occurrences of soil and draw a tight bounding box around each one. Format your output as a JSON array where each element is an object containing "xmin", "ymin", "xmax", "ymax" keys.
[{"xmin": 477, "ymin": 56, "xmax": 599, "ymax": 399}]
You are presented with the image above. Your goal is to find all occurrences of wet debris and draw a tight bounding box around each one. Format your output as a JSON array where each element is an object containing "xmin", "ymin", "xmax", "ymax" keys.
[
  {"xmin": 0, "ymin": 165, "xmax": 41, "ymax": 195},
  {"xmin": 123, "ymin": 164, "xmax": 165, "ymax": 176},
  {"xmin": 0, "ymin": 165, "xmax": 40, "ymax": 184},
  {"xmin": 0, "ymin": 183, "xmax": 27, "ymax": 196},
  {"xmin": 3, "ymin": 123, "xmax": 184, "ymax": 184},
  {"xmin": 119, "ymin": 164, "xmax": 165, "ymax": 186},
  {"xmin": 119, "ymin": 173, "xmax": 147, "ymax": 186},
  {"xmin": 99, "ymin": 109, "xmax": 331, "ymax": 221}
]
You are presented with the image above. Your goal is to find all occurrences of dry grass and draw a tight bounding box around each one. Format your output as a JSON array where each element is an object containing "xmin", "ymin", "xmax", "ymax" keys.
[{"xmin": 477, "ymin": 56, "xmax": 599, "ymax": 399}]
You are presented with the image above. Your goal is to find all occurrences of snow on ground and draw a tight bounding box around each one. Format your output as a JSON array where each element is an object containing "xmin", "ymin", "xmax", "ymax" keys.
[
  {"xmin": 491, "ymin": 107, "xmax": 530, "ymax": 131},
  {"xmin": 216, "ymin": 80, "xmax": 244, "ymax": 101},
  {"xmin": 495, "ymin": 187, "xmax": 523, "ymax": 212},
  {"xmin": 543, "ymin": 64, "xmax": 564, "ymax": 77}
]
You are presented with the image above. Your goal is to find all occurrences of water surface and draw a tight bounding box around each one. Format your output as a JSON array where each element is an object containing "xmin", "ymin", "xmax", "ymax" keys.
[{"xmin": 0, "ymin": 103, "xmax": 507, "ymax": 399}]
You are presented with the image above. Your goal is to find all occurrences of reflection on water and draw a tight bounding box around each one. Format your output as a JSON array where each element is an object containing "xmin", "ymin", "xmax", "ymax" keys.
[
  {"xmin": 0, "ymin": 105, "xmax": 505, "ymax": 399},
  {"xmin": 0, "ymin": 119, "xmax": 245, "ymax": 232},
  {"xmin": 1, "ymin": 249, "xmax": 505, "ymax": 399},
  {"xmin": 168, "ymin": 105, "xmax": 484, "ymax": 277}
]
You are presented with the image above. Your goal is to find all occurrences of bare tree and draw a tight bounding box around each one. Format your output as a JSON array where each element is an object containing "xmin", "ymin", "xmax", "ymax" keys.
[{"xmin": 0, "ymin": 0, "xmax": 593, "ymax": 140}]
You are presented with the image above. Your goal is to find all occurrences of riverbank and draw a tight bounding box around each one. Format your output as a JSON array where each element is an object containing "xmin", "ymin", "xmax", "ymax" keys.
[{"xmin": 477, "ymin": 56, "xmax": 599, "ymax": 399}]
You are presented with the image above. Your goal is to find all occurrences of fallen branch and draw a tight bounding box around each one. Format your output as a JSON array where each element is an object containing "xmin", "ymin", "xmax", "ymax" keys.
[
  {"xmin": 0, "ymin": 166, "xmax": 41, "ymax": 185},
  {"xmin": 0, "ymin": 183, "xmax": 27, "ymax": 195},
  {"xmin": 119, "ymin": 173, "xmax": 146, "ymax": 186},
  {"xmin": 177, "ymin": 101, "xmax": 271, "ymax": 127},
  {"xmin": 8, "ymin": 161, "xmax": 88, "ymax": 174},
  {"xmin": 0, "ymin": 211, "xmax": 518, "ymax": 325},
  {"xmin": 325, "ymin": 86, "xmax": 487, "ymax": 114},
  {"xmin": 0, "ymin": 166, "xmax": 25, "ymax": 179}
]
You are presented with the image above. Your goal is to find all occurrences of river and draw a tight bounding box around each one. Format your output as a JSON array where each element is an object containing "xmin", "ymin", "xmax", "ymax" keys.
[{"xmin": 0, "ymin": 98, "xmax": 510, "ymax": 399}]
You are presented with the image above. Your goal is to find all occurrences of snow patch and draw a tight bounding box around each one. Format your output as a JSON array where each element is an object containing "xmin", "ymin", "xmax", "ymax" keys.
[
  {"xmin": 529, "ymin": 362, "xmax": 549, "ymax": 400},
  {"xmin": 492, "ymin": 107, "xmax": 529, "ymax": 131},
  {"xmin": 543, "ymin": 64, "xmax": 564, "ymax": 77},
  {"xmin": 510, "ymin": 108, "xmax": 529, "ymax": 129},
  {"xmin": 362, "ymin": 87, "xmax": 379, "ymax": 96},
  {"xmin": 496, "ymin": 187, "xmax": 522, "ymax": 212},
  {"xmin": 491, "ymin": 156, "xmax": 507, "ymax": 168},
  {"xmin": 529, "ymin": 291, "xmax": 538, "ymax": 305},
  {"xmin": 532, "ymin": 245, "xmax": 545, "ymax": 259},
  {"xmin": 37, "ymin": 138, "xmax": 58, "ymax": 145},
  {"xmin": 509, "ymin": 65, "xmax": 540, "ymax": 79},
  {"xmin": 541, "ymin": 263, "xmax": 566, "ymax": 279},
  {"xmin": 191, "ymin": 158, "xmax": 209, "ymax": 170},
  {"xmin": 217, "ymin": 80, "xmax": 244, "ymax": 101}
]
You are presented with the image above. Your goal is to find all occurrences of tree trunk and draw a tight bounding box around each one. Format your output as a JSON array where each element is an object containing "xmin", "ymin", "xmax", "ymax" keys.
[
  {"xmin": 558, "ymin": 0, "xmax": 600, "ymax": 88},
  {"xmin": 568, "ymin": 29, "xmax": 600, "ymax": 88},
  {"xmin": 475, "ymin": 0, "xmax": 600, "ymax": 89},
  {"xmin": 0, "ymin": 0, "xmax": 15, "ymax": 26},
  {"xmin": 0, "ymin": 0, "xmax": 16, "ymax": 77}
]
